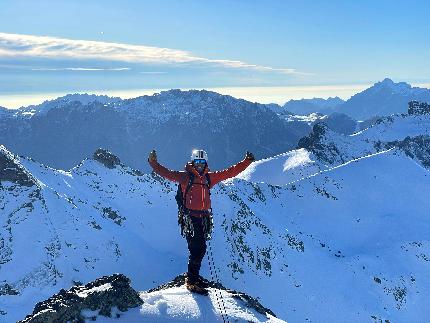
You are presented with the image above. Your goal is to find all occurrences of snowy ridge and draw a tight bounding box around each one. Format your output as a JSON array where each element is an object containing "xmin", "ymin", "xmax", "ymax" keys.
[{"xmin": 240, "ymin": 112, "xmax": 430, "ymax": 186}]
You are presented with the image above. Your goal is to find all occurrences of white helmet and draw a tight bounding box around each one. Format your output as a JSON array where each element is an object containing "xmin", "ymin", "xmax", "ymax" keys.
[{"xmin": 191, "ymin": 149, "xmax": 208, "ymax": 162}]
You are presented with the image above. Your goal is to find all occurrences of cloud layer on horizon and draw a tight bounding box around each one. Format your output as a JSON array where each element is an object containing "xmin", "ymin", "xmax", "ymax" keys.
[{"xmin": 0, "ymin": 32, "xmax": 304, "ymax": 75}]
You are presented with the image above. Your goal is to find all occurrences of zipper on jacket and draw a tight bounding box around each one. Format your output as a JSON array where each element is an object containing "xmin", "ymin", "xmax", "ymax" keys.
[{"xmin": 202, "ymin": 177, "xmax": 205, "ymax": 209}]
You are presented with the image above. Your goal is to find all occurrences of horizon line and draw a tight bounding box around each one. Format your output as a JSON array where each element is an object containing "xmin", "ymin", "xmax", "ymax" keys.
[{"xmin": 1, "ymin": 82, "xmax": 429, "ymax": 110}]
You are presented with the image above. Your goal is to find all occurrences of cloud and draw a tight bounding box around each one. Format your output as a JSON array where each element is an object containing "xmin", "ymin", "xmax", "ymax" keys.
[
  {"xmin": 0, "ymin": 32, "xmax": 304, "ymax": 75},
  {"xmin": 31, "ymin": 67, "xmax": 131, "ymax": 71}
]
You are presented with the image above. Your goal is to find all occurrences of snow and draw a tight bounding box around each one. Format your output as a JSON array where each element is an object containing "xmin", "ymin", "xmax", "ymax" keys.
[
  {"xmin": 236, "ymin": 149, "xmax": 322, "ymax": 186},
  {"xmin": 284, "ymin": 112, "xmax": 326, "ymax": 124},
  {"xmin": 76, "ymin": 283, "xmax": 112, "ymax": 298},
  {"xmin": 88, "ymin": 286, "xmax": 284, "ymax": 322}
]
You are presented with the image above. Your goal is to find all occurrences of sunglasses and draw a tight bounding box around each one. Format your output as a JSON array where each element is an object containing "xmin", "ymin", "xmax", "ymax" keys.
[{"xmin": 193, "ymin": 159, "xmax": 207, "ymax": 165}]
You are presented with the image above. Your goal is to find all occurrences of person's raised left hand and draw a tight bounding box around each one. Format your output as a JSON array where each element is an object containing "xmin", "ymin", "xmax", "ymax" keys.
[{"xmin": 245, "ymin": 151, "xmax": 255, "ymax": 162}]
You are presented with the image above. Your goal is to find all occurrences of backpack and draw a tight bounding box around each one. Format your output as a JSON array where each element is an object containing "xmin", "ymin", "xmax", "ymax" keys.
[{"xmin": 175, "ymin": 172, "xmax": 213, "ymax": 240}]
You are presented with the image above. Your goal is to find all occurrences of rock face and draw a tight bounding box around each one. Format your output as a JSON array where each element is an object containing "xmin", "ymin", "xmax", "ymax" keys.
[
  {"xmin": 0, "ymin": 145, "xmax": 35, "ymax": 187},
  {"xmin": 19, "ymin": 274, "xmax": 142, "ymax": 323},
  {"xmin": 408, "ymin": 101, "xmax": 430, "ymax": 115},
  {"xmin": 93, "ymin": 148, "xmax": 121, "ymax": 169},
  {"xmin": 297, "ymin": 123, "xmax": 346, "ymax": 164},
  {"xmin": 382, "ymin": 135, "xmax": 430, "ymax": 168}
]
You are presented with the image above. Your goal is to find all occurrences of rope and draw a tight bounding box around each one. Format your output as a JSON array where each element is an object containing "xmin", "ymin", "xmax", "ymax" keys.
[{"xmin": 207, "ymin": 238, "xmax": 230, "ymax": 323}]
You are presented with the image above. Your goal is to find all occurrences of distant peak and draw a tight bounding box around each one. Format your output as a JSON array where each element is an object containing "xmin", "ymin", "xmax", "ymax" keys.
[
  {"xmin": 371, "ymin": 78, "xmax": 411, "ymax": 92},
  {"xmin": 380, "ymin": 77, "xmax": 394, "ymax": 84}
]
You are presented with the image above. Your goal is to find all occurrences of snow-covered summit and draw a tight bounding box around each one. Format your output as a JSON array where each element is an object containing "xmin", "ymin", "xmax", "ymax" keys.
[{"xmin": 20, "ymin": 273, "xmax": 282, "ymax": 322}]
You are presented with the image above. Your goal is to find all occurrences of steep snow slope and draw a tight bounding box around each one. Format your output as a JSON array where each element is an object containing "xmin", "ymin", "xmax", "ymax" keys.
[
  {"xmin": 235, "ymin": 148, "xmax": 326, "ymax": 186},
  {"xmin": 1, "ymin": 107, "xmax": 430, "ymax": 322}
]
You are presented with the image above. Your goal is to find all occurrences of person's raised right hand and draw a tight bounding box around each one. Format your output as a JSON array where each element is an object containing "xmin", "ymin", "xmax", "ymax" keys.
[{"xmin": 148, "ymin": 149, "xmax": 157, "ymax": 163}]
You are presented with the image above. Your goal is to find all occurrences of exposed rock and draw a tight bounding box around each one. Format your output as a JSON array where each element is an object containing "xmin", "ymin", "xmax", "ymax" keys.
[
  {"xmin": 149, "ymin": 273, "xmax": 277, "ymax": 318},
  {"xmin": 102, "ymin": 207, "xmax": 125, "ymax": 225},
  {"xmin": 297, "ymin": 123, "xmax": 346, "ymax": 164},
  {"xmin": 408, "ymin": 101, "xmax": 430, "ymax": 115},
  {"xmin": 0, "ymin": 283, "xmax": 19, "ymax": 295},
  {"xmin": 93, "ymin": 148, "xmax": 121, "ymax": 169},
  {"xmin": 0, "ymin": 146, "xmax": 35, "ymax": 187},
  {"xmin": 19, "ymin": 274, "xmax": 142, "ymax": 323},
  {"xmin": 380, "ymin": 135, "xmax": 430, "ymax": 168}
]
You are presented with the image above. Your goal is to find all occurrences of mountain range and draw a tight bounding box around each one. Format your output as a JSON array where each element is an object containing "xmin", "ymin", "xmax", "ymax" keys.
[
  {"xmin": 1, "ymin": 79, "xmax": 429, "ymax": 174},
  {"xmin": 1, "ymin": 100, "xmax": 429, "ymax": 322},
  {"xmin": 0, "ymin": 90, "xmax": 311, "ymax": 172},
  {"xmin": 284, "ymin": 78, "xmax": 430, "ymax": 120}
]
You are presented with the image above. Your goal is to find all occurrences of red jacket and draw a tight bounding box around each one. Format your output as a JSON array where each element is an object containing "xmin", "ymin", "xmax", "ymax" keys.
[{"xmin": 148, "ymin": 158, "xmax": 253, "ymax": 211}]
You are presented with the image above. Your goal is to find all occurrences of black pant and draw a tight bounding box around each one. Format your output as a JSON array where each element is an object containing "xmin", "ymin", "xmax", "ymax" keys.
[{"xmin": 186, "ymin": 215, "xmax": 207, "ymax": 283}]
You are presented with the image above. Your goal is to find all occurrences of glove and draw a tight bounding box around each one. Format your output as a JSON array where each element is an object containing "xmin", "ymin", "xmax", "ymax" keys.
[
  {"xmin": 148, "ymin": 149, "xmax": 157, "ymax": 163},
  {"xmin": 245, "ymin": 151, "xmax": 255, "ymax": 161}
]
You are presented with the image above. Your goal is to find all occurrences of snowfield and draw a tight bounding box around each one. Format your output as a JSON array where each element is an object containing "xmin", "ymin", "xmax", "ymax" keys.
[{"xmin": 1, "ymin": 111, "xmax": 430, "ymax": 322}]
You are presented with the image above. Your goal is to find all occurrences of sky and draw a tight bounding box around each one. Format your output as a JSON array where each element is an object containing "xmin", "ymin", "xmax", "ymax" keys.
[{"xmin": 1, "ymin": 0, "xmax": 429, "ymax": 108}]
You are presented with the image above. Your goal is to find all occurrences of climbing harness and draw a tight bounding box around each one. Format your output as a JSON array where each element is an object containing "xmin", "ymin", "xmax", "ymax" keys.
[{"xmin": 176, "ymin": 171, "xmax": 213, "ymax": 240}]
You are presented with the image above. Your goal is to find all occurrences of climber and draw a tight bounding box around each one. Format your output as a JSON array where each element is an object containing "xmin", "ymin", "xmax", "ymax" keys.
[{"xmin": 148, "ymin": 149, "xmax": 255, "ymax": 294}]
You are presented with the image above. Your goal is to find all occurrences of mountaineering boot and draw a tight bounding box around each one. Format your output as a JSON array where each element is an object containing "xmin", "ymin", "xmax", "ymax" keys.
[
  {"xmin": 184, "ymin": 273, "xmax": 209, "ymax": 288},
  {"xmin": 185, "ymin": 277, "xmax": 208, "ymax": 295},
  {"xmin": 195, "ymin": 276, "xmax": 209, "ymax": 288}
]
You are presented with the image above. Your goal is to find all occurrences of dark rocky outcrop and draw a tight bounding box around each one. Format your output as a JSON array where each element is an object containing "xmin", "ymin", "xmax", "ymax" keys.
[
  {"xmin": 0, "ymin": 283, "xmax": 19, "ymax": 296},
  {"xmin": 0, "ymin": 146, "xmax": 35, "ymax": 187},
  {"xmin": 297, "ymin": 123, "xmax": 346, "ymax": 164},
  {"xmin": 377, "ymin": 135, "xmax": 430, "ymax": 168},
  {"xmin": 93, "ymin": 148, "xmax": 121, "ymax": 169},
  {"xmin": 149, "ymin": 273, "xmax": 277, "ymax": 318},
  {"xmin": 408, "ymin": 101, "xmax": 430, "ymax": 115},
  {"xmin": 19, "ymin": 274, "xmax": 142, "ymax": 323}
]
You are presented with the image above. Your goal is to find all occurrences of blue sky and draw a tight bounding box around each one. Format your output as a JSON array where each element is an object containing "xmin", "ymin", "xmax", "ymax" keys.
[{"xmin": 1, "ymin": 0, "xmax": 429, "ymax": 107}]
